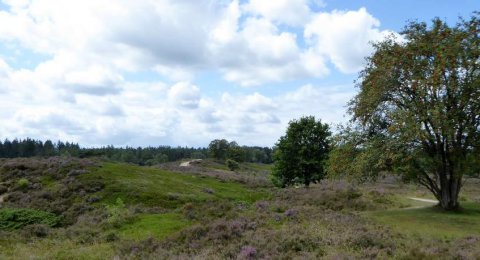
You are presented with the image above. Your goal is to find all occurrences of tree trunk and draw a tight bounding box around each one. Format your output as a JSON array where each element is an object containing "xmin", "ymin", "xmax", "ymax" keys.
[
  {"xmin": 304, "ymin": 170, "xmax": 311, "ymax": 188},
  {"xmin": 438, "ymin": 175, "xmax": 461, "ymax": 211}
]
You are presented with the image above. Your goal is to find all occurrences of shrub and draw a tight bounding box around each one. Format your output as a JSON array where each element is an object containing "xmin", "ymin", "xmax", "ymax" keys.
[
  {"xmin": 226, "ymin": 159, "xmax": 240, "ymax": 171},
  {"xmin": 239, "ymin": 246, "xmax": 257, "ymax": 259},
  {"xmin": 23, "ymin": 224, "xmax": 50, "ymax": 238},
  {"xmin": 0, "ymin": 208, "xmax": 61, "ymax": 230},
  {"xmin": 17, "ymin": 178, "xmax": 29, "ymax": 190},
  {"xmin": 106, "ymin": 198, "xmax": 133, "ymax": 227}
]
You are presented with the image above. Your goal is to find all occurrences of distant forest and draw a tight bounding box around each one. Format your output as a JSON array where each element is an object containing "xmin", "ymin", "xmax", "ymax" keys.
[{"xmin": 0, "ymin": 138, "xmax": 273, "ymax": 165}]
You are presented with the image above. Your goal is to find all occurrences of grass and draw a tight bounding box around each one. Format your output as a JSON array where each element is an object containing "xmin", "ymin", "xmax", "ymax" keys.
[
  {"xmin": 241, "ymin": 163, "xmax": 273, "ymax": 172},
  {"xmin": 118, "ymin": 213, "xmax": 190, "ymax": 241},
  {"xmin": 0, "ymin": 239, "xmax": 114, "ymax": 260},
  {"xmin": 369, "ymin": 202, "xmax": 480, "ymax": 239},
  {"xmin": 80, "ymin": 162, "xmax": 268, "ymax": 208},
  {"xmin": 2, "ymin": 157, "xmax": 480, "ymax": 258}
]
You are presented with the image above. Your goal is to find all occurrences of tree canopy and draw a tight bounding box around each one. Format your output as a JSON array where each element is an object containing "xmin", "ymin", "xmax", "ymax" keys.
[
  {"xmin": 272, "ymin": 116, "xmax": 331, "ymax": 187},
  {"xmin": 341, "ymin": 13, "xmax": 480, "ymax": 210}
]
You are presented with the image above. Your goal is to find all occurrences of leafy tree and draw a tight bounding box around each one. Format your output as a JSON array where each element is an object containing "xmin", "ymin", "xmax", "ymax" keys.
[
  {"xmin": 227, "ymin": 142, "xmax": 245, "ymax": 162},
  {"xmin": 208, "ymin": 139, "xmax": 230, "ymax": 161},
  {"xmin": 272, "ymin": 116, "xmax": 331, "ymax": 187},
  {"xmin": 348, "ymin": 14, "xmax": 480, "ymax": 210}
]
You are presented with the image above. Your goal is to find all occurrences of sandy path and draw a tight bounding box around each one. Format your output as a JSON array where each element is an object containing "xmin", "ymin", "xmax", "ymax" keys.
[
  {"xmin": 179, "ymin": 161, "xmax": 191, "ymax": 167},
  {"xmin": 401, "ymin": 197, "xmax": 438, "ymax": 210},
  {"xmin": 408, "ymin": 197, "xmax": 438, "ymax": 203}
]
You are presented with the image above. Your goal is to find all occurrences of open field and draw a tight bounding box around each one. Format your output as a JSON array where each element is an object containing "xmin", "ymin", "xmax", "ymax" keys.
[{"xmin": 0, "ymin": 157, "xmax": 479, "ymax": 259}]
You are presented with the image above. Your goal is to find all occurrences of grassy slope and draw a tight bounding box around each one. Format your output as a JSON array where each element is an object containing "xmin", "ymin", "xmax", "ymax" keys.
[
  {"xmin": 0, "ymin": 161, "xmax": 269, "ymax": 259},
  {"xmin": 369, "ymin": 202, "xmax": 480, "ymax": 239},
  {"xmin": 83, "ymin": 162, "xmax": 268, "ymax": 242},
  {"xmin": 80, "ymin": 162, "xmax": 267, "ymax": 207},
  {"xmin": 1, "ymin": 159, "xmax": 479, "ymax": 259}
]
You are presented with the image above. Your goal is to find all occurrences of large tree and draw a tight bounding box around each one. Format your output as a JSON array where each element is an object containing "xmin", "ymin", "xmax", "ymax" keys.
[
  {"xmin": 348, "ymin": 14, "xmax": 480, "ymax": 210},
  {"xmin": 272, "ymin": 116, "xmax": 331, "ymax": 188}
]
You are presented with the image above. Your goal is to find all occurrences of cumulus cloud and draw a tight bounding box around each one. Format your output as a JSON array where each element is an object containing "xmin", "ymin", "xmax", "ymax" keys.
[
  {"xmin": 168, "ymin": 82, "xmax": 201, "ymax": 110},
  {"xmin": 0, "ymin": 1, "xmax": 393, "ymax": 85},
  {"xmin": 244, "ymin": 0, "xmax": 322, "ymax": 26},
  {"xmin": 305, "ymin": 7, "xmax": 396, "ymax": 73},
  {"xmin": 0, "ymin": 1, "xmax": 395, "ymax": 146}
]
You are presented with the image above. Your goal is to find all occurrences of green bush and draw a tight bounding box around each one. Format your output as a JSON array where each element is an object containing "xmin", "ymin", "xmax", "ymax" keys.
[
  {"xmin": 106, "ymin": 198, "xmax": 132, "ymax": 227},
  {"xmin": 0, "ymin": 208, "xmax": 62, "ymax": 230},
  {"xmin": 17, "ymin": 178, "xmax": 29, "ymax": 190},
  {"xmin": 226, "ymin": 159, "xmax": 239, "ymax": 171}
]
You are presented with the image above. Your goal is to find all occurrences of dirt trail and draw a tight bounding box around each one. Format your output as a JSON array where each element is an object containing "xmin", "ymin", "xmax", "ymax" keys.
[
  {"xmin": 179, "ymin": 161, "xmax": 190, "ymax": 167},
  {"xmin": 403, "ymin": 197, "xmax": 438, "ymax": 209},
  {"xmin": 179, "ymin": 159, "xmax": 203, "ymax": 167},
  {"xmin": 408, "ymin": 197, "xmax": 438, "ymax": 203}
]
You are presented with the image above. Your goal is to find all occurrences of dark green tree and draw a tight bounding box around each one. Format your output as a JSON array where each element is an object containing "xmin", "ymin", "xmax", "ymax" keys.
[
  {"xmin": 208, "ymin": 139, "xmax": 230, "ymax": 161},
  {"xmin": 348, "ymin": 14, "xmax": 480, "ymax": 210},
  {"xmin": 272, "ymin": 116, "xmax": 331, "ymax": 187},
  {"xmin": 227, "ymin": 141, "xmax": 245, "ymax": 162}
]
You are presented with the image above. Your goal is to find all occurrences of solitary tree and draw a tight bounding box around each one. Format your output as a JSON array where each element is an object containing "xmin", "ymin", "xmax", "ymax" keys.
[
  {"xmin": 272, "ymin": 116, "xmax": 331, "ymax": 187},
  {"xmin": 348, "ymin": 14, "xmax": 480, "ymax": 210},
  {"xmin": 208, "ymin": 139, "xmax": 230, "ymax": 161}
]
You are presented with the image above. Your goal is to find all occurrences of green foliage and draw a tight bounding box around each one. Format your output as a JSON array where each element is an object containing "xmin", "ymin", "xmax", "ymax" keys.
[
  {"xmin": 145, "ymin": 153, "xmax": 169, "ymax": 166},
  {"xmin": 16, "ymin": 178, "xmax": 29, "ymax": 189},
  {"xmin": 118, "ymin": 213, "xmax": 190, "ymax": 241},
  {"xmin": 79, "ymin": 162, "xmax": 267, "ymax": 208},
  {"xmin": 327, "ymin": 125, "xmax": 393, "ymax": 182},
  {"xmin": 208, "ymin": 139, "xmax": 230, "ymax": 161},
  {"xmin": 272, "ymin": 116, "xmax": 331, "ymax": 187},
  {"xmin": 106, "ymin": 198, "xmax": 128, "ymax": 226},
  {"xmin": 226, "ymin": 159, "xmax": 240, "ymax": 171},
  {"xmin": 226, "ymin": 143, "xmax": 245, "ymax": 163},
  {"xmin": 0, "ymin": 208, "xmax": 61, "ymax": 230},
  {"xmin": 348, "ymin": 13, "xmax": 480, "ymax": 210},
  {"xmin": 207, "ymin": 139, "xmax": 271, "ymax": 163}
]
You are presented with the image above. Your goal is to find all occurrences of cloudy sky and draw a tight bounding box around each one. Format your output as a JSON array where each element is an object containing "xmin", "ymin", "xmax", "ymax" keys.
[{"xmin": 0, "ymin": 0, "xmax": 477, "ymax": 147}]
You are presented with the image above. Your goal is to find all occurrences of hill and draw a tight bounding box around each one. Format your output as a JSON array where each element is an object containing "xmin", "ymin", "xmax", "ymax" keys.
[{"xmin": 0, "ymin": 157, "xmax": 479, "ymax": 259}]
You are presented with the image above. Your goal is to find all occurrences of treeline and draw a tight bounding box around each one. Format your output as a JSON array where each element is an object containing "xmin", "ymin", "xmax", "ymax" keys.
[{"xmin": 0, "ymin": 138, "xmax": 273, "ymax": 165}]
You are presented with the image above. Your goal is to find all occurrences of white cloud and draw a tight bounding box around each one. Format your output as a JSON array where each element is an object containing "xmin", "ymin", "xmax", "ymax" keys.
[
  {"xmin": 244, "ymin": 0, "xmax": 321, "ymax": 26},
  {"xmin": 0, "ymin": 1, "xmax": 394, "ymax": 85},
  {"xmin": 0, "ymin": 1, "xmax": 396, "ymax": 146},
  {"xmin": 168, "ymin": 82, "xmax": 201, "ymax": 110},
  {"xmin": 305, "ymin": 7, "xmax": 396, "ymax": 73},
  {"xmin": 210, "ymin": 7, "xmax": 329, "ymax": 86}
]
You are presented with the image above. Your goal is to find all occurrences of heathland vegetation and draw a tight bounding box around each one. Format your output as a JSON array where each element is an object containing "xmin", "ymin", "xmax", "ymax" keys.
[{"xmin": 0, "ymin": 13, "xmax": 479, "ymax": 259}]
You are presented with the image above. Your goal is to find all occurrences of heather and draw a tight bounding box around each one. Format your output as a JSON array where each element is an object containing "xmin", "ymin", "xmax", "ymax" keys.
[{"xmin": 0, "ymin": 157, "xmax": 479, "ymax": 259}]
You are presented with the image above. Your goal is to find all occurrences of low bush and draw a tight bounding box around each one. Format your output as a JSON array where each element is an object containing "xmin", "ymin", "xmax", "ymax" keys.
[
  {"xmin": 226, "ymin": 159, "xmax": 240, "ymax": 171},
  {"xmin": 16, "ymin": 178, "xmax": 29, "ymax": 190},
  {"xmin": 0, "ymin": 208, "xmax": 62, "ymax": 230},
  {"xmin": 23, "ymin": 224, "xmax": 50, "ymax": 238}
]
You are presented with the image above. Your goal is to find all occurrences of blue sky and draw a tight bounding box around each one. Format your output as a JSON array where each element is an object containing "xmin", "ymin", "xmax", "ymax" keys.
[{"xmin": 0, "ymin": 0, "xmax": 477, "ymax": 147}]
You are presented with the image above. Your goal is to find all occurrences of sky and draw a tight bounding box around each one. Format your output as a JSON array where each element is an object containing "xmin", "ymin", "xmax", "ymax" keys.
[{"xmin": 0, "ymin": 0, "xmax": 478, "ymax": 147}]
